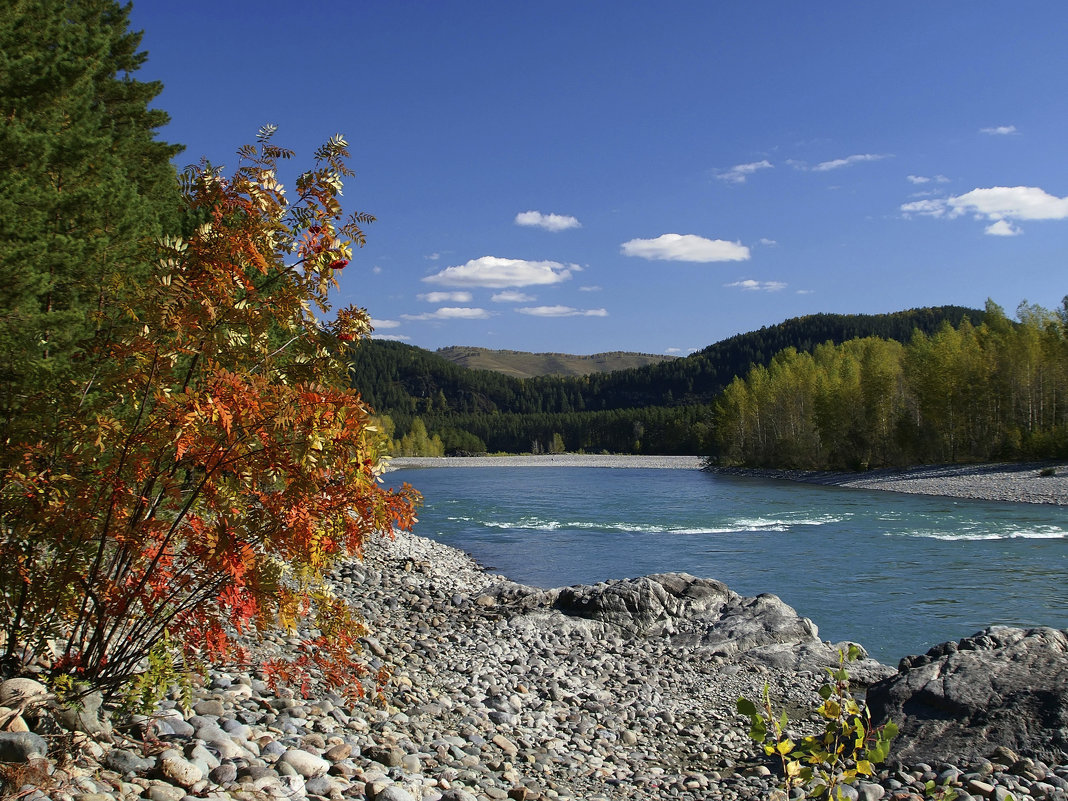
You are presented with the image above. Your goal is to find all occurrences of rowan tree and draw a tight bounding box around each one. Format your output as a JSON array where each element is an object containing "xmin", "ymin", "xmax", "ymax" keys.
[{"xmin": 0, "ymin": 128, "xmax": 420, "ymax": 701}]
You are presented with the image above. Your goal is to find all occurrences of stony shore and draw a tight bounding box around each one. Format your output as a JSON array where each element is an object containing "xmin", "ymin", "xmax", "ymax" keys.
[
  {"xmin": 387, "ymin": 455, "xmax": 707, "ymax": 471},
  {"xmin": 710, "ymin": 461, "xmax": 1068, "ymax": 506},
  {"xmin": 9, "ymin": 524, "xmax": 1067, "ymax": 801}
]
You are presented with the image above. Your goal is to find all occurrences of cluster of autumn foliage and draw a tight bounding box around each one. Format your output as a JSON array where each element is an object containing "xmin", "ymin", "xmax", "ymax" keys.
[{"xmin": 0, "ymin": 128, "xmax": 419, "ymax": 701}]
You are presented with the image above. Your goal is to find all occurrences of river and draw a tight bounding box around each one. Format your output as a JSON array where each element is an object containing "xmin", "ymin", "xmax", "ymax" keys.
[{"xmin": 388, "ymin": 466, "xmax": 1068, "ymax": 664}]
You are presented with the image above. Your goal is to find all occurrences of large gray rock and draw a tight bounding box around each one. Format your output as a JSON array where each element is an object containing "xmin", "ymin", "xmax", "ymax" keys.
[
  {"xmin": 867, "ymin": 626, "xmax": 1068, "ymax": 765},
  {"xmin": 554, "ymin": 573, "xmax": 733, "ymax": 634},
  {"xmin": 494, "ymin": 572, "xmax": 892, "ymax": 681}
]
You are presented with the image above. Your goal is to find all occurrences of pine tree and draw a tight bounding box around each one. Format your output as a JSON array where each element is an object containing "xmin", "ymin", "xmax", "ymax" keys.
[{"xmin": 0, "ymin": 0, "xmax": 182, "ymax": 442}]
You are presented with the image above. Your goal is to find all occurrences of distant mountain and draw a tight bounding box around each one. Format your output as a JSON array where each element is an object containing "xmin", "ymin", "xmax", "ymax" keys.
[{"xmin": 435, "ymin": 346, "xmax": 676, "ymax": 378}]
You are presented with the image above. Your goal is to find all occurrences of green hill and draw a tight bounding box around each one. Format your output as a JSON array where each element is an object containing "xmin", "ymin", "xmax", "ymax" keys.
[{"xmin": 435, "ymin": 346, "xmax": 676, "ymax": 378}]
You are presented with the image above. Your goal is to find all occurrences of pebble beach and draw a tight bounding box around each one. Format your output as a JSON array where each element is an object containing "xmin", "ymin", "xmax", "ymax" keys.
[{"xmin": 8, "ymin": 457, "xmax": 1068, "ymax": 801}]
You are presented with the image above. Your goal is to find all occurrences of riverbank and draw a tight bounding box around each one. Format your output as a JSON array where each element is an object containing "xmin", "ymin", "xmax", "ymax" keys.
[
  {"xmin": 388, "ymin": 455, "xmax": 706, "ymax": 470},
  {"xmin": 710, "ymin": 461, "xmax": 1068, "ymax": 506},
  {"xmin": 21, "ymin": 528, "xmax": 1067, "ymax": 801},
  {"xmin": 389, "ymin": 455, "xmax": 1068, "ymax": 506}
]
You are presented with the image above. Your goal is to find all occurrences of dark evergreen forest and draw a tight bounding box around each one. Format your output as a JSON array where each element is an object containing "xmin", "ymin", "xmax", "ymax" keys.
[{"xmin": 350, "ymin": 306, "xmax": 984, "ymax": 454}]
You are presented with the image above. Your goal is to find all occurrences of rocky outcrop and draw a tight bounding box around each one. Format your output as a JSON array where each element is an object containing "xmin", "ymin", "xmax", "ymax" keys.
[
  {"xmin": 484, "ymin": 572, "xmax": 893, "ymax": 683},
  {"xmin": 554, "ymin": 573, "xmax": 734, "ymax": 635},
  {"xmin": 867, "ymin": 626, "xmax": 1068, "ymax": 766}
]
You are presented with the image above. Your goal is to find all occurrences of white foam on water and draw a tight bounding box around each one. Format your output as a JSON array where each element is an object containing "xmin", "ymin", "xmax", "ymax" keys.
[
  {"xmin": 898, "ymin": 526, "xmax": 1068, "ymax": 541},
  {"xmin": 459, "ymin": 512, "xmax": 847, "ymax": 536}
]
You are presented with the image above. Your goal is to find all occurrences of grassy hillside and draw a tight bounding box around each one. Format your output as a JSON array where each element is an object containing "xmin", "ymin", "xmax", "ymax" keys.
[{"xmin": 436, "ymin": 346, "xmax": 676, "ymax": 378}]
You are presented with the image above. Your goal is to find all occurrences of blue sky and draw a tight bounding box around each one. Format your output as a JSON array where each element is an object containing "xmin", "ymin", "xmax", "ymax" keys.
[{"xmin": 130, "ymin": 2, "xmax": 1068, "ymax": 355}]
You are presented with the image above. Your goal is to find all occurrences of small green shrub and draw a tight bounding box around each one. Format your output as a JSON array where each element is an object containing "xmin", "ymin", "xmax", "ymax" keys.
[
  {"xmin": 737, "ymin": 645, "xmax": 898, "ymax": 800},
  {"xmin": 1039, "ymin": 466, "xmax": 1057, "ymax": 477},
  {"xmin": 121, "ymin": 630, "xmax": 195, "ymax": 715}
]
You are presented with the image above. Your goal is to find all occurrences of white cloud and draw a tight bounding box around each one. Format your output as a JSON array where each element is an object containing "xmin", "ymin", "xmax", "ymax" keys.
[
  {"xmin": 985, "ymin": 220, "xmax": 1022, "ymax": 236},
  {"xmin": 901, "ymin": 185, "xmax": 1068, "ymax": 235},
  {"xmin": 578, "ymin": 285, "xmax": 601, "ymax": 292},
  {"xmin": 813, "ymin": 153, "xmax": 891, "ymax": 172},
  {"xmin": 517, "ymin": 306, "xmax": 608, "ymax": 318},
  {"xmin": 907, "ymin": 174, "xmax": 951, "ymax": 185},
  {"xmin": 427, "ymin": 252, "xmax": 442, "ymax": 261},
  {"xmin": 620, "ymin": 233, "xmax": 750, "ymax": 263},
  {"xmin": 514, "ymin": 210, "xmax": 581, "ymax": 232},
  {"xmin": 981, "ymin": 125, "xmax": 1017, "ymax": 135},
  {"xmin": 947, "ymin": 186, "xmax": 1068, "ymax": 221},
  {"xmin": 371, "ymin": 318, "xmax": 401, "ymax": 329},
  {"xmin": 402, "ymin": 307, "xmax": 492, "ymax": 321},
  {"xmin": 418, "ymin": 291, "xmax": 473, "ymax": 303},
  {"xmin": 491, "ymin": 290, "xmax": 535, "ymax": 303},
  {"xmin": 373, "ymin": 334, "xmax": 411, "ymax": 341},
  {"xmin": 424, "ymin": 256, "xmax": 577, "ymax": 288},
  {"xmin": 758, "ymin": 237, "xmax": 777, "ymax": 247},
  {"xmin": 900, "ymin": 198, "xmax": 950, "ymax": 218},
  {"xmin": 725, "ymin": 279, "xmax": 788, "ymax": 292},
  {"xmin": 717, "ymin": 160, "xmax": 773, "ymax": 184}
]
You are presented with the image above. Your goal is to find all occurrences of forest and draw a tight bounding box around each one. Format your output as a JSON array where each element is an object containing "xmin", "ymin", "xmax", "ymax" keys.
[
  {"xmin": 351, "ymin": 306, "xmax": 985, "ymax": 455},
  {"xmin": 712, "ymin": 300, "xmax": 1068, "ymax": 469}
]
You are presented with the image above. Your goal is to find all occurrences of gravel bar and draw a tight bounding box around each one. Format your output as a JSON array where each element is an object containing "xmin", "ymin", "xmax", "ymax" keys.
[
  {"xmin": 388, "ymin": 455, "xmax": 706, "ymax": 470},
  {"xmin": 710, "ymin": 461, "xmax": 1068, "ymax": 506}
]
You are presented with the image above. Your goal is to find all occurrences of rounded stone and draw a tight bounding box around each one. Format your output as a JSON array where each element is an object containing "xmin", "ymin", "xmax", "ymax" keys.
[
  {"xmin": 193, "ymin": 699, "xmax": 225, "ymax": 717},
  {"xmin": 159, "ymin": 754, "xmax": 204, "ymax": 788},
  {"xmin": 277, "ymin": 748, "xmax": 330, "ymax": 778},
  {"xmin": 363, "ymin": 743, "xmax": 405, "ymax": 767},
  {"xmin": 153, "ymin": 710, "xmax": 194, "ymax": 738},
  {"xmin": 146, "ymin": 785, "xmax": 185, "ymax": 801},
  {"xmin": 0, "ymin": 731, "xmax": 49, "ymax": 762},
  {"xmin": 208, "ymin": 762, "xmax": 238, "ymax": 785},
  {"xmin": 374, "ymin": 786, "xmax": 417, "ymax": 801},
  {"xmin": 260, "ymin": 740, "xmax": 287, "ymax": 757},
  {"xmin": 0, "ymin": 678, "xmax": 49, "ymax": 710},
  {"xmin": 323, "ymin": 742, "xmax": 352, "ymax": 761},
  {"xmin": 104, "ymin": 747, "xmax": 154, "ymax": 776},
  {"xmin": 303, "ymin": 775, "xmax": 338, "ymax": 796},
  {"xmin": 0, "ymin": 707, "xmax": 29, "ymax": 732}
]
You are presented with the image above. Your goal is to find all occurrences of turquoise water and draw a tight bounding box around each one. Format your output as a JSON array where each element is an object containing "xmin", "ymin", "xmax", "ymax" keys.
[{"xmin": 388, "ymin": 467, "xmax": 1068, "ymax": 665}]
